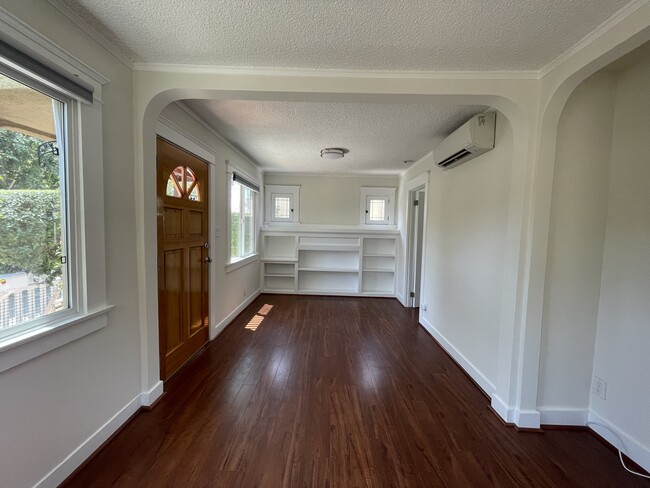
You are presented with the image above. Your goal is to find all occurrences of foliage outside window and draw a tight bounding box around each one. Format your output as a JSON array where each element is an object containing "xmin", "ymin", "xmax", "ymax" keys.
[
  {"xmin": 230, "ymin": 179, "xmax": 256, "ymax": 262},
  {"xmin": 0, "ymin": 73, "xmax": 69, "ymax": 334}
]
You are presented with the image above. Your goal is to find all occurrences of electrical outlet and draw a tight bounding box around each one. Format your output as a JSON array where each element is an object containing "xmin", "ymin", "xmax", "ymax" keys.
[
  {"xmin": 421, "ymin": 303, "xmax": 428, "ymax": 311},
  {"xmin": 593, "ymin": 376, "xmax": 607, "ymax": 400}
]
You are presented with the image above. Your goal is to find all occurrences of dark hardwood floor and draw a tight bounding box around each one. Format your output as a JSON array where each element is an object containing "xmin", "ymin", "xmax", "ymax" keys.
[{"xmin": 64, "ymin": 295, "xmax": 649, "ymax": 487}]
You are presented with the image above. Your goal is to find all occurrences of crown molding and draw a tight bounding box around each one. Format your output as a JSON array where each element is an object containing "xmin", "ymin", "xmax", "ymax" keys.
[
  {"xmin": 539, "ymin": 0, "xmax": 649, "ymax": 79},
  {"xmin": 134, "ymin": 62, "xmax": 540, "ymax": 80},
  {"xmin": 264, "ymin": 170, "xmax": 402, "ymax": 178},
  {"xmin": 46, "ymin": 0, "xmax": 134, "ymax": 69}
]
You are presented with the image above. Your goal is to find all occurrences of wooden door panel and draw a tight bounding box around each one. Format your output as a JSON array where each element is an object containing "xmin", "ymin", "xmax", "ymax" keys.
[
  {"xmin": 162, "ymin": 249, "xmax": 184, "ymax": 353},
  {"xmin": 157, "ymin": 137, "xmax": 210, "ymax": 381},
  {"xmin": 163, "ymin": 207, "xmax": 183, "ymax": 239},
  {"xmin": 188, "ymin": 211, "xmax": 203, "ymax": 236}
]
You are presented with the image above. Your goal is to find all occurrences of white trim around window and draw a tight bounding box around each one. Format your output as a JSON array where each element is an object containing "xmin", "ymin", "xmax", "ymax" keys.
[
  {"xmin": 265, "ymin": 185, "xmax": 300, "ymax": 224},
  {"xmin": 227, "ymin": 162, "xmax": 260, "ymax": 267},
  {"xmin": 0, "ymin": 15, "xmax": 110, "ymax": 373}
]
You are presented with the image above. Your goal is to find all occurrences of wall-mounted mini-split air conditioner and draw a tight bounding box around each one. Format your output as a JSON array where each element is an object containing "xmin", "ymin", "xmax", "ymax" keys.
[{"xmin": 433, "ymin": 112, "xmax": 496, "ymax": 169}]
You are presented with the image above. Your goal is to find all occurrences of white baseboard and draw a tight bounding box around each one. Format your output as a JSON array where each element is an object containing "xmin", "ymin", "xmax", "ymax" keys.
[
  {"xmin": 395, "ymin": 291, "xmax": 407, "ymax": 307},
  {"xmin": 32, "ymin": 292, "xmax": 262, "ymax": 488},
  {"xmin": 588, "ymin": 411, "xmax": 650, "ymax": 474},
  {"xmin": 140, "ymin": 380, "xmax": 164, "ymax": 407},
  {"xmin": 539, "ymin": 408, "xmax": 588, "ymax": 426},
  {"xmin": 419, "ymin": 316, "xmax": 495, "ymax": 397},
  {"xmin": 514, "ymin": 409, "xmax": 541, "ymax": 429},
  {"xmin": 211, "ymin": 288, "xmax": 261, "ymax": 339},
  {"xmin": 491, "ymin": 395, "xmax": 515, "ymax": 423},
  {"xmin": 34, "ymin": 392, "xmax": 143, "ymax": 488}
]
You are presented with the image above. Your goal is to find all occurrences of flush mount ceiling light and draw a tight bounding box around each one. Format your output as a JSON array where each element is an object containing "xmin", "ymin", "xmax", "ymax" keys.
[{"xmin": 320, "ymin": 148, "xmax": 347, "ymax": 159}]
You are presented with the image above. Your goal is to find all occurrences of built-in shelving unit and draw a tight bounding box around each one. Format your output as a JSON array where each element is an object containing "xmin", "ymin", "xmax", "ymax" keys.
[{"xmin": 261, "ymin": 228, "xmax": 398, "ymax": 297}]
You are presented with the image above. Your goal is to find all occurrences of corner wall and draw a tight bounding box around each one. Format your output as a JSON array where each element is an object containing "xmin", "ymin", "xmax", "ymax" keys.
[
  {"xmin": 537, "ymin": 74, "xmax": 616, "ymax": 421},
  {"xmin": 590, "ymin": 55, "xmax": 650, "ymax": 469},
  {"xmin": 400, "ymin": 112, "xmax": 514, "ymax": 393}
]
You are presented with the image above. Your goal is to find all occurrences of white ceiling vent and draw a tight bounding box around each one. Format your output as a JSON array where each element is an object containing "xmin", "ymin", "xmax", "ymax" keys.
[{"xmin": 433, "ymin": 112, "xmax": 496, "ymax": 170}]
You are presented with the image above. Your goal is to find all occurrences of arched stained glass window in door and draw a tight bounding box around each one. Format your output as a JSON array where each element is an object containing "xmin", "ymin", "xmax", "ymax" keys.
[{"xmin": 165, "ymin": 165, "xmax": 201, "ymax": 201}]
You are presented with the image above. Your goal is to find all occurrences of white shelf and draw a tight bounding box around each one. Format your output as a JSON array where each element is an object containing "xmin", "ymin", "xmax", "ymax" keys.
[
  {"xmin": 298, "ymin": 267, "xmax": 359, "ymax": 273},
  {"xmin": 261, "ymin": 231, "xmax": 397, "ymax": 297},
  {"xmin": 264, "ymin": 275, "xmax": 296, "ymax": 292},
  {"xmin": 298, "ymin": 244, "xmax": 360, "ymax": 252},
  {"xmin": 363, "ymin": 238, "xmax": 396, "ymax": 255},
  {"xmin": 263, "ymin": 234, "xmax": 297, "ymax": 260},
  {"xmin": 298, "ymin": 270, "xmax": 359, "ymax": 293}
]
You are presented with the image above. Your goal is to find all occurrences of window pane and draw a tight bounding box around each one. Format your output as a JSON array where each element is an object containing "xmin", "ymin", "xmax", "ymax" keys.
[
  {"xmin": 242, "ymin": 187, "xmax": 254, "ymax": 256},
  {"xmin": 368, "ymin": 198, "xmax": 386, "ymax": 222},
  {"xmin": 273, "ymin": 196, "xmax": 291, "ymax": 220},
  {"xmin": 0, "ymin": 73, "xmax": 68, "ymax": 332},
  {"xmin": 166, "ymin": 166, "xmax": 183, "ymax": 198},
  {"xmin": 230, "ymin": 180, "xmax": 242, "ymax": 260},
  {"xmin": 185, "ymin": 167, "xmax": 201, "ymax": 201}
]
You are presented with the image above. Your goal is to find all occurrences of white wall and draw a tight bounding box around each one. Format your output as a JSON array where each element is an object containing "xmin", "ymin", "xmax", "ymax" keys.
[
  {"xmin": 590, "ymin": 56, "xmax": 650, "ymax": 465},
  {"xmin": 0, "ymin": 2, "xmax": 141, "ymax": 487},
  {"xmin": 264, "ymin": 174, "xmax": 398, "ymax": 225},
  {"xmin": 159, "ymin": 103, "xmax": 263, "ymax": 334},
  {"xmin": 399, "ymin": 112, "xmax": 513, "ymax": 391},
  {"xmin": 537, "ymin": 74, "xmax": 616, "ymax": 416}
]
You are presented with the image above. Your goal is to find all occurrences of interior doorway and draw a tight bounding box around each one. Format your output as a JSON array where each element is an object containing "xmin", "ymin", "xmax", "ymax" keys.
[
  {"xmin": 156, "ymin": 137, "xmax": 210, "ymax": 380},
  {"xmin": 406, "ymin": 185, "xmax": 427, "ymax": 308}
]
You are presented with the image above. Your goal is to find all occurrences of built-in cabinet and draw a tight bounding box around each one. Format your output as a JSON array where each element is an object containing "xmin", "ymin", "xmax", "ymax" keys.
[{"xmin": 261, "ymin": 229, "xmax": 397, "ymax": 296}]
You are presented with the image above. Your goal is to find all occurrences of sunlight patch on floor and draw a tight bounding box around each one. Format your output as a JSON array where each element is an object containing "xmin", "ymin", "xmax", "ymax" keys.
[{"xmin": 245, "ymin": 304, "xmax": 274, "ymax": 331}]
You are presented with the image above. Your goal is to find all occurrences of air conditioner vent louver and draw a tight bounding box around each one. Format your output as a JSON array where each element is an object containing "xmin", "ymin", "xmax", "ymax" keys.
[
  {"xmin": 438, "ymin": 149, "xmax": 472, "ymax": 167},
  {"xmin": 433, "ymin": 112, "xmax": 496, "ymax": 170}
]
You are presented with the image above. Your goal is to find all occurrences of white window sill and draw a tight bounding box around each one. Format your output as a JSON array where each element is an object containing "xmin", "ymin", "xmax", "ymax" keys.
[
  {"xmin": 0, "ymin": 305, "xmax": 114, "ymax": 374},
  {"xmin": 226, "ymin": 253, "xmax": 259, "ymax": 273}
]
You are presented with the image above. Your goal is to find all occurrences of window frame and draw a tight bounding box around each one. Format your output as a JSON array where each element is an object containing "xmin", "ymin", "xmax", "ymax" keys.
[
  {"xmin": 0, "ymin": 64, "xmax": 82, "ymax": 342},
  {"xmin": 0, "ymin": 22, "xmax": 111, "ymax": 374},
  {"xmin": 265, "ymin": 185, "xmax": 300, "ymax": 224},
  {"xmin": 227, "ymin": 165, "xmax": 260, "ymax": 268},
  {"xmin": 360, "ymin": 187, "xmax": 396, "ymax": 226}
]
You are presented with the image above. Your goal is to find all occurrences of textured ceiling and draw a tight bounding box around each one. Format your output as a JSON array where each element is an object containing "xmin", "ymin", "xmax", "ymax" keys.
[
  {"xmin": 182, "ymin": 100, "xmax": 487, "ymax": 174},
  {"xmin": 60, "ymin": 0, "xmax": 631, "ymax": 71},
  {"xmin": 56, "ymin": 0, "xmax": 633, "ymax": 175}
]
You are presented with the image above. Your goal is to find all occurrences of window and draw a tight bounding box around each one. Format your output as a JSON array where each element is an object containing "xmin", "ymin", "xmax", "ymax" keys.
[
  {"xmin": 0, "ymin": 69, "xmax": 71, "ymax": 339},
  {"xmin": 360, "ymin": 187, "xmax": 396, "ymax": 225},
  {"xmin": 229, "ymin": 169, "xmax": 259, "ymax": 263},
  {"xmin": 265, "ymin": 185, "xmax": 300, "ymax": 223},
  {"xmin": 0, "ymin": 32, "xmax": 110, "ymax": 373},
  {"xmin": 166, "ymin": 166, "xmax": 201, "ymax": 201}
]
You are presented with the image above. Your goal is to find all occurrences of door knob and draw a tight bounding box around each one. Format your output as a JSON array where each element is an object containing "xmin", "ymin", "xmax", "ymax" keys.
[{"xmin": 204, "ymin": 256, "xmax": 212, "ymax": 263}]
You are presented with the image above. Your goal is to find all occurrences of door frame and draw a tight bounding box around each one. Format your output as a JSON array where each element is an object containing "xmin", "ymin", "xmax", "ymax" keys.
[
  {"xmin": 156, "ymin": 119, "xmax": 217, "ymax": 348},
  {"xmin": 403, "ymin": 172, "xmax": 429, "ymax": 309}
]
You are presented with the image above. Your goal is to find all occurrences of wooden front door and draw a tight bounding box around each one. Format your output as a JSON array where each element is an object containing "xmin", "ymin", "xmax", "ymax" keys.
[{"xmin": 156, "ymin": 137, "xmax": 210, "ymax": 380}]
